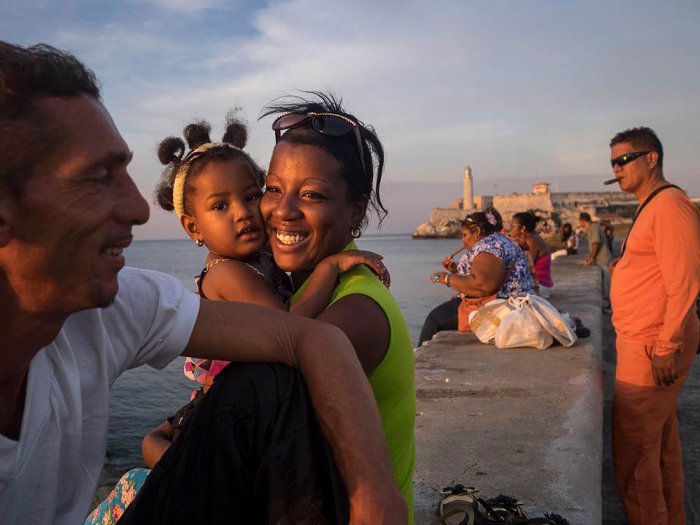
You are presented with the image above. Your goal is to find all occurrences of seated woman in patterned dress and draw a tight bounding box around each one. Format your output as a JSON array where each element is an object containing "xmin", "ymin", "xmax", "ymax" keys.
[{"xmin": 418, "ymin": 207, "xmax": 535, "ymax": 346}]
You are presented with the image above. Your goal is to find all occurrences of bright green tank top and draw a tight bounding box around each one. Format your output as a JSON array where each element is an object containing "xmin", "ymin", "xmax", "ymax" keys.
[{"xmin": 291, "ymin": 242, "xmax": 416, "ymax": 523}]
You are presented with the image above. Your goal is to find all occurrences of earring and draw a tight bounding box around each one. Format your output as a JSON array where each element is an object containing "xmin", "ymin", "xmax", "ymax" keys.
[
  {"xmin": 350, "ymin": 226, "xmax": 362, "ymax": 239},
  {"xmin": 195, "ymin": 239, "xmax": 204, "ymax": 247}
]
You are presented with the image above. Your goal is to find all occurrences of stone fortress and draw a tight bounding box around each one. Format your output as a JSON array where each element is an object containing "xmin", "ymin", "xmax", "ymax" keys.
[{"xmin": 412, "ymin": 166, "xmax": 640, "ymax": 238}]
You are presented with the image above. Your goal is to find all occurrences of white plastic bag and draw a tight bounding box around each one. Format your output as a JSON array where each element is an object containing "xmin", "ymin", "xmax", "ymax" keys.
[
  {"xmin": 527, "ymin": 294, "xmax": 578, "ymax": 347},
  {"xmin": 494, "ymin": 296, "xmax": 553, "ymax": 349},
  {"xmin": 468, "ymin": 299, "xmax": 512, "ymax": 344}
]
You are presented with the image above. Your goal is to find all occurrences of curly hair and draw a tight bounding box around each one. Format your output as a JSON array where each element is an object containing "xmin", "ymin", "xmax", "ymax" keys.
[
  {"xmin": 0, "ymin": 42, "xmax": 100, "ymax": 195},
  {"xmin": 154, "ymin": 109, "xmax": 265, "ymax": 216},
  {"xmin": 261, "ymin": 91, "xmax": 387, "ymax": 228},
  {"xmin": 610, "ymin": 126, "xmax": 664, "ymax": 169}
]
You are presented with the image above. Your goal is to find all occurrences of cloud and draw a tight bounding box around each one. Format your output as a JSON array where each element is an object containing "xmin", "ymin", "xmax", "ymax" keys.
[
  {"xmin": 5, "ymin": 0, "xmax": 699, "ymax": 238},
  {"xmin": 135, "ymin": 0, "xmax": 230, "ymax": 14}
]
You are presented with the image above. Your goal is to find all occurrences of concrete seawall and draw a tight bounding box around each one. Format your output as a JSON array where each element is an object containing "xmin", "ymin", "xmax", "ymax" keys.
[{"xmin": 414, "ymin": 255, "xmax": 604, "ymax": 524}]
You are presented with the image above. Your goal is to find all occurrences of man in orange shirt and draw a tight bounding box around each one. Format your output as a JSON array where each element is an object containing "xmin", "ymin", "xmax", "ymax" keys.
[{"xmin": 609, "ymin": 127, "xmax": 700, "ymax": 525}]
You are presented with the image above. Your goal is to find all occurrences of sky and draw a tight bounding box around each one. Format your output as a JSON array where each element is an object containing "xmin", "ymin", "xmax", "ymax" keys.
[{"xmin": 2, "ymin": 0, "xmax": 699, "ymax": 238}]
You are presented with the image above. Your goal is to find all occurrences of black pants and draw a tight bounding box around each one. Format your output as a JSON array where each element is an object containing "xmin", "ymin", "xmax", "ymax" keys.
[
  {"xmin": 118, "ymin": 363, "xmax": 348, "ymax": 524},
  {"xmin": 418, "ymin": 297, "xmax": 461, "ymax": 346}
]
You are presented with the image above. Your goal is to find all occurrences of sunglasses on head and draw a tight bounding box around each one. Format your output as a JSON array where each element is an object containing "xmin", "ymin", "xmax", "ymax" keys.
[
  {"xmin": 272, "ymin": 112, "xmax": 367, "ymax": 179},
  {"xmin": 610, "ymin": 151, "xmax": 650, "ymax": 168}
]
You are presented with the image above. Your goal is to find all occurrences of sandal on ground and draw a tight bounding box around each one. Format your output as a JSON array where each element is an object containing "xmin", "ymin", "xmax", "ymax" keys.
[
  {"xmin": 431, "ymin": 484, "xmax": 479, "ymax": 525},
  {"xmin": 475, "ymin": 495, "xmax": 528, "ymax": 524}
]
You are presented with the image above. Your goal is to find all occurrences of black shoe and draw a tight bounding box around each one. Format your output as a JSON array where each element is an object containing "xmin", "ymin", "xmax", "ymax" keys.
[{"xmin": 574, "ymin": 319, "xmax": 591, "ymax": 338}]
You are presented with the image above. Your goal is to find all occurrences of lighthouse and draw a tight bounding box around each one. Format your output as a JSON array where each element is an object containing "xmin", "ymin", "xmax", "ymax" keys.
[{"xmin": 463, "ymin": 166, "xmax": 475, "ymax": 211}]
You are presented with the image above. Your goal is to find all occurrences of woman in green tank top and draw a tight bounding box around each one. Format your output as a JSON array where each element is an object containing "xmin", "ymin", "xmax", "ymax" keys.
[{"xmin": 261, "ymin": 92, "xmax": 417, "ymax": 524}]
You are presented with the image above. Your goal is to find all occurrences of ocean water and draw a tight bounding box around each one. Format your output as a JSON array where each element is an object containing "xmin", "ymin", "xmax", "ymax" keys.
[{"xmin": 104, "ymin": 234, "xmax": 460, "ymax": 480}]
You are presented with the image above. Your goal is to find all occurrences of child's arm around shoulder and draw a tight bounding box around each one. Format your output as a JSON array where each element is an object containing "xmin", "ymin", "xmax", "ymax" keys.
[
  {"xmin": 290, "ymin": 250, "xmax": 390, "ymax": 318},
  {"xmin": 142, "ymin": 420, "xmax": 174, "ymax": 468},
  {"xmin": 203, "ymin": 259, "xmax": 285, "ymax": 310}
]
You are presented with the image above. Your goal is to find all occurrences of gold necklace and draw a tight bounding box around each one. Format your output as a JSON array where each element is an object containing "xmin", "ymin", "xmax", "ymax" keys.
[
  {"xmin": 202, "ymin": 257, "xmax": 232, "ymax": 273},
  {"xmin": 202, "ymin": 257, "xmax": 265, "ymax": 279}
]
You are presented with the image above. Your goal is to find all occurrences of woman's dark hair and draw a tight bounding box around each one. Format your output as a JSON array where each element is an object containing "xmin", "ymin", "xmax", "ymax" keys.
[
  {"xmin": 512, "ymin": 210, "xmax": 542, "ymax": 233},
  {"xmin": 261, "ymin": 91, "xmax": 386, "ymax": 228},
  {"xmin": 154, "ymin": 109, "xmax": 265, "ymax": 214},
  {"xmin": 462, "ymin": 206, "xmax": 503, "ymax": 237},
  {"xmin": 560, "ymin": 223, "xmax": 573, "ymax": 242}
]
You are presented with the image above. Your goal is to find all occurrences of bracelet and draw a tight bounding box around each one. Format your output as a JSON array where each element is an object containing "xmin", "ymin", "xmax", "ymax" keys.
[{"xmin": 445, "ymin": 274, "xmax": 451, "ymax": 288}]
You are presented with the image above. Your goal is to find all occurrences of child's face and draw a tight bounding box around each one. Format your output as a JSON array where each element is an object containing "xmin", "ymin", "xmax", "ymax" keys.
[{"xmin": 187, "ymin": 158, "xmax": 266, "ymax": 260}]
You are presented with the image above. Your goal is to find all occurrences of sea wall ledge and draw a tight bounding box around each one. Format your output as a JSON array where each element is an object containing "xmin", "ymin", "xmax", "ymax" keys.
[{"xmin": 413, "ymin": 255, "xmax": 604, "ymax": 525}]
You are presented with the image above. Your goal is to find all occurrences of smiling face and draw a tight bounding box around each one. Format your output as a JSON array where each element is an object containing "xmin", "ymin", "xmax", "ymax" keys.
[
  {"xmin": 260, "ymin": 142, "xmax": 364, "ymax": 283},
  {"xmin": 2, "ymin": 95, "xmax": 150, "ymax": 315},
  {"xmin": 181, "ymin": 158, "xmax": 265, "ymax": 261}
]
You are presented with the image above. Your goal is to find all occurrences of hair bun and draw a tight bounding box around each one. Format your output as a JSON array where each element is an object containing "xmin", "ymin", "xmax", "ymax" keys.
[
  {"xmin": 528, "ymin": 209, "xmax": 541, "ymax": 222},
  {"xmin": 183, "ymin": 121, "xmax": 212, "ymax": 150},
  {"xmin": 222, "ymin": 110, "xmax": 248, "ymax": 149},
  {"xmin": 157, "ymin": 136, "xmax": 185, "ymax": 165}
]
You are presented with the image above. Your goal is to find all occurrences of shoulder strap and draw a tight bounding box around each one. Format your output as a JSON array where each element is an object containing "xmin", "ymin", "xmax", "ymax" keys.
[{"xmin": 620, "ymin": 184, "xmax": 680, "ymax": 258}]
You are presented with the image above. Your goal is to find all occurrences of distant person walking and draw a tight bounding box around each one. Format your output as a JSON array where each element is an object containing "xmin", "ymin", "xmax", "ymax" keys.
[
  {"xmin": 607, "ymin": 127, "xmax": 700, "ymax": 525},
  {"xmin": 579, "ymin": 212, "xmax": 612, "ymax": 312}
]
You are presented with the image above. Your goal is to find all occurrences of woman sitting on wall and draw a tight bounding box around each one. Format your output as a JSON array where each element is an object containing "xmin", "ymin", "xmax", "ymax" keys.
[
  {"xmin": 510, "ymin": 211, "xmax": 554, "ymax": 298},
  {"xmin": 418, "ymin": 208, "xmax": 535, "ymax": 346},
  {"xmin": 551, "ymin": 222, "xmax": 579, "ymax": 261}
]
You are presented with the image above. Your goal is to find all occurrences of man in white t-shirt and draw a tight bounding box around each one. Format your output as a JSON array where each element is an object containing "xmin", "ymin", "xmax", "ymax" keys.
[{"xmin": 0, "ymin": 42, "xmax": 405, "ymax": 524}]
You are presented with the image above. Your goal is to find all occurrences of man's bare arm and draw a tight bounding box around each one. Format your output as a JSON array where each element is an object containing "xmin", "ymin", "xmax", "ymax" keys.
[
  {"xmin": 183, "ymin": 300, "xmax": 407, "ymax": 524},
  {"xmin": 583, "ymin": 242, "xmax": 600, "ymax": 267}
]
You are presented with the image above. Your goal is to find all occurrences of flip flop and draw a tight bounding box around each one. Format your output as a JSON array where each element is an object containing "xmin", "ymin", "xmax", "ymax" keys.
[
  {"xmin": 431, "ymin": 484, "xmax": 479, "ymax": 525},
  {"xmin": 476, "ymin": 495, "xmax": 528, "ymax": 524}
]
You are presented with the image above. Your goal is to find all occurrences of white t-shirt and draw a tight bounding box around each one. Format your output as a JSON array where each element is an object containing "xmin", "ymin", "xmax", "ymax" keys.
[{"xmin": 0, "ymin": 267, "xmax": 200, "ymax": 525}]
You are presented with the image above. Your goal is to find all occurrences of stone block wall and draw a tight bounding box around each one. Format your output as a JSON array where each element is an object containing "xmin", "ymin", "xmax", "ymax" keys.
[{"xmin": 429, "ymin": 208, "xmax": 466, "ymax": 224}]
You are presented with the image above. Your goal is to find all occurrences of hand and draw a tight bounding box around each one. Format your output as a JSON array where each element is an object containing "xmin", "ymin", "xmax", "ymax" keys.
[
  {"xmin": 325, "ymin": 250, "xmax": 390, "ymax": 287},
  {"xmin": 349, "ymin": 485, "xmax": 407, "ymax": 525},
  {"xmin": 651, "ymin": 352, "xmax": 679, "ymax": 386},
  {"xmin": 582, "ymin": 257, "xmax": 593, "ymax": 268},
  {"xmin": 442, "ymin": 255, "xmax": 456, "ymax": 272},
  {"xmin": 430, "ymin": 271, "xmax": 449, "ymax": 285}
]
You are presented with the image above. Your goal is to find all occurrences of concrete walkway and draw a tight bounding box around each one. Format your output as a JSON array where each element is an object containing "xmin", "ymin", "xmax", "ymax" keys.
[{"xmin": 414, "ymin": 254, "xmax": 604, "ymax": 524}]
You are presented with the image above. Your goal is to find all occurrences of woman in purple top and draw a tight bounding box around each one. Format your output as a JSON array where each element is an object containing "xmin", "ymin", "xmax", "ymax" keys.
[{"xmin": 510, "ymin": 211, "xmax": 553, "ymax": 298}]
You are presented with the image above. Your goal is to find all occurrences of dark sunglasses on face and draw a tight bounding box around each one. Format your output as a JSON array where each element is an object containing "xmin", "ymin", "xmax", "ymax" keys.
[
  {"xmin": 272, "ymin": 112, "xmax": 367, "ymax": 179},
  {"xmin": 610, "ymin": 150, "xmax": 650, "ymax": 168}
]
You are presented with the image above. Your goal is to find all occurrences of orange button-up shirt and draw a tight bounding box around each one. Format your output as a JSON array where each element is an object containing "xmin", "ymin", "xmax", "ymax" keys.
[{"xmin": 611, "ymin": 187, "xmax": 700, "ymax": 353}]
